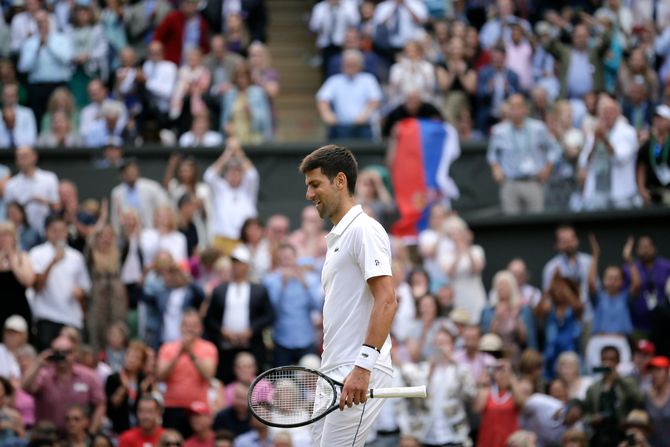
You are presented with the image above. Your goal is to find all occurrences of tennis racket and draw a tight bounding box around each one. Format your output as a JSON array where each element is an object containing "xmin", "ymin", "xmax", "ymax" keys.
[{"xmin": 247, "ymin": 365, "xmax": 426, "ymax": 428}]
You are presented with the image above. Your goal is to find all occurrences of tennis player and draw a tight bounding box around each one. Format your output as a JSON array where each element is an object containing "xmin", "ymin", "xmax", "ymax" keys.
[{"xmin": 299, "ymin": 145, "xmax": 397, "ymax": 446}]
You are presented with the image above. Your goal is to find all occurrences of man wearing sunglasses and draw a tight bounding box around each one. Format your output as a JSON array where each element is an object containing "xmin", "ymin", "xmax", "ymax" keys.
[{"xmin": 21, "ymin": 335, "xmax": 105, "ymax": 435}]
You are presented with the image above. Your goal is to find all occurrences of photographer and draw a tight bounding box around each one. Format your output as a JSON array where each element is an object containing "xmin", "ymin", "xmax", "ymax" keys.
[
  {"xmin": 583, "ymin": 346, "xmax": 642, "ymax": 447},
  {"xmin": 21, "ymin": 335, "xmax": 105, "ymax": 435},
  {"xmin": 617, "ymin": 410, "xmax": 652, "ymax": 447}
]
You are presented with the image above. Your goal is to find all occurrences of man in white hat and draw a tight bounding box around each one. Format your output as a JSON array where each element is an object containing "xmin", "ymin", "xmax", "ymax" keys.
[
  {"xmin": 204, "ymin": 244, "xmax": 274, "ymax": 383},
  {"xmin": 0, "ymin": 315, "xmax": 28, "ymax": 379}
]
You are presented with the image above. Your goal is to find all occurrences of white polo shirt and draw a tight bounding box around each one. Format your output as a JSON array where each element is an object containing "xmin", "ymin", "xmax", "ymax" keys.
[
  {"xmin": 29, "ymin": 242, "xmax": 91, "ymax": 328},
  {"xmin": 320, "ymin": 205, "xmax": 393, "ymax": 375}
]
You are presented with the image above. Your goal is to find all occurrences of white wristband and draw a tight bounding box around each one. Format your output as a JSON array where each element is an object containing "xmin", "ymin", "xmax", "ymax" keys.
[{"xmin": 354, "ymin": 345, "xmax": 380, "ymax": 372}]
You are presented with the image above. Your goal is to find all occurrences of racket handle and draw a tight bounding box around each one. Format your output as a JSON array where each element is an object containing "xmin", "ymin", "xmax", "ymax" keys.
[{"xmin": 368, "ymin": 385, "xmax": 427, "ymax": 399}]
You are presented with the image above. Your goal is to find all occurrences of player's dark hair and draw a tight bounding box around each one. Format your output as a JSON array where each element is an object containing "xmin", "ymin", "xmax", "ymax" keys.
[{"xmin": 299, "ymin": 145, "xmax": 358, "ymax": 196}]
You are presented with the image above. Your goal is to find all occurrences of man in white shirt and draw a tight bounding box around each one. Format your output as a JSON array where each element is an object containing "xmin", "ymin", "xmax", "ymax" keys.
[
  {"xmin": 578, "ymin": 95, "xmax": 639, "ymax": 211},
  {"xmin": 372, "ymin": 0, "xmax": 427, "ymax": 54},
  {"xmin": 299, "ymin": 145, "xmax": 397, "ymax": 446},
  {"xmin": 139, "ymin": 41, "xmax": 177, "ymax": 125},
  {"xmin": 316, "ymin": 50, "xmax": 382, "ymax": 140},
  {"xmin": 309, "ymin": 0, "xmax": 360, "ymax": 76},
  {"xmin": 29, "ymin": 214, "xmax": 91, "ymax": 350},
  {"xmin": 10, "ymin": 0, "xmax": 57, "ymax": 55},
  {"xmin": 110, "ymin": 158, "xmax": 170, "ymax": 233},
  {"xmin": 4, "ymin": 146, "xmax": 60, "ymax": 235},
  {"xmin": 0, "ymin": 83, "xmax": 37, "ymax": 148},
  {"xmin": 79, "ymin": 79, "xmax": 128, "ymax": 138},
  {"xmin": 204, "ymin": 244, "xmax": 274, "ymax": 383},
  {"xmin": 203, "ymin": 139, "xmax": 259, "ymax": 256}
]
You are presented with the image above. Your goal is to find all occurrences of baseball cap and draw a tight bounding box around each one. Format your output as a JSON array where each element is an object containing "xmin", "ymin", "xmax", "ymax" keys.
[
  {"xmin": 655, "ymin": 104, "xmax": 670, "ymax": 120},
  {"xmin": 189, "ymin": 401, "xmax": 211, "ymax": 416},
  {"xmin": 647, "ymin": 356, "xmax": 670, "ymax": 370},
  {"xmin": 230, "ymin": 244, "xmax": 251, "ymax": 264},
  {"xmin": 636, "ymin": 339, "xmax": 656, "ymax": 355},
  {"xmin": 4, "ymin": 315, "xmax": 28, "ymax": 334}
]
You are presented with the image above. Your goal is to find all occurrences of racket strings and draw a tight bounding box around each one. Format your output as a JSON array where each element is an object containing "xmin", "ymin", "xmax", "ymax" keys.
[{"xmin": 249, "ymin": 368, "xmax": 336, "ymax": 425}]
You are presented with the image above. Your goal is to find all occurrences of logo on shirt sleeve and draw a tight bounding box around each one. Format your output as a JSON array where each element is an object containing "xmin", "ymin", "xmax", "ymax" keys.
[{"xmin": 375, "ymin": 259, "xmax": 380, "ymax": 266}]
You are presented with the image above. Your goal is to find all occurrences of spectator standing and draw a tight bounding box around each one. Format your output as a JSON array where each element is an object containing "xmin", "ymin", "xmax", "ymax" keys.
[
  {"xmin": 170, "ymin": 47, "xmax": 211, "ymax": 126},
  {"xmin": 264, "ymin": 243, "xmax": 323, "ymax": 366},
  {"xmin": 63, "ymin": 405, "xmax": 92, "ymax": 447},
  {"xmin": 21, "ymin": 335, "xmax": 105, "ymax": 434},
  {"xmin": 406, "ymin": 294, "xmax": 445, "ymax": 362},
  {"xmin": 327, "ymin": 27, "xmax": 384, "ymax": 82},
  {"xmin": 0, "ymin": 83, "xmax": 37, "ymax": 148},
  {"xmin": 577, "ymin": 96, "xmax": 639, "ymax": 211},
  {"xmin": 555, "ymin": 352, "xmax": 593, "ymax": 400},
  {"xmin": 58, "ymin": 180, "xmax": 96, "ymax": 253},
  {"xmin": 141, "ymin": 252, "xmax": 203, "ymax": 348},
  {"xmin": 119, "ymin": 209, "xmax": 144, "ymax": 314},
  {"xmin": 583, "ymin": 346, "xmax": 643, "ymax": 447},
  {"xmin": 382, "ymin": 90, "xmax": 442, "ymax": 138},
  {"xmin": 0, "ymin": 223, "xmax": 34, "ymax": 333},
  {"xmin": 157, "ymin": 311, "xmax": 217, "ymax": 437},
  {"xmin": 637, "ymin": 105, "xmax": 670, "ymax": 206},
  {"xmin": 542, "ymin": 225, "xmax": 593, "ymax": 324},
  {"xmin": 118, "ymin": 395, "xmax": 165, "ymax": 447},
  {"xmin": 541, "ymin": 24, "xmax": 610, "ymax": 99},
  {"xmin": 204, "ymin": 244, "xmax": 274, "ymax": 383},
  {"xmin": 487, "ymin": 94, "xmax": 560, "ymax": 214},
  {"xmin": 453, "ymin": 325, "xmax": 496, "ymax": 381},
  {"xmin": 204, "ymin": 140, "xmax": 259, "ymax": 255},
  {"xmin": 140, "ymin": 207, "xmax": 188, "ymax": 265},
  {"xmin": 5, "ymin": 202, "xmax": 41, "ymax": 252},
  {"xmin": 644, "ymin": 356, "xmax": 670, "ymax": 447},
  {"xmin": 4, "ymin": 146, "xmax": 60, "ymax": 236},
  {"xmin": 221, "ymin": 62, "xmax": 272, "ymax": 144},
  {"xmin": 435, "ymin": 37, "xmax": 477, "ymax": 124},
  {"xmin": 388, "ymin": 40, "xmax": 435, "ymax": 106},
  {"xmin": 309, "ymin": 0, "xmax": 360, "ymax": 77},
  {"xmin": 239, "ymin": 218, "xmax": 271, "ymax": 283},
  {"xmin": 439, "ymin": 220, "xmax": 487, "ymax": 325},
  {"xmin": 0, "ymin": 315, "xmax": 29, "ymax": 379},
  {"xmin": 140, "ymin": 41, "xmax": 178, "ymax": 127},
  {"xmin": 204, "ymin": 34, "xmax": 243, "ymax": 97},
  {"xmin": 85, "ymin": 224, "xmax": 126, "ymax": 352},
  {"xmin": 123, "ymin": 0, "xmax": 172, "ymax": 60},
  {"xmin": 504, "ymin": 22, "xmax": 533, "ymax": 92},
  {"xmin": 419, "ymin": 327, "xmax": 476, "ymax": 446},
  {"xmin": 153, "ymin": 0, "xmax": 209, "ymax": 66},
  {"xmin": 10, "ymin": 0, "xmax": 57, "ymax": 54},
  {"xmin": 316, "ymin": 49, "xmax": 382, "ymax": 140},
  {"xmin": 286, "ymin": 205, "xmax": 328, "ymax": 266},
  {"xmin": 69, "ymin": 0, "xmax": 108, "ymax": 107},
  {"xmin": 110, "ymin": 159, "xmax": 170, "ymax": 233},
  {"xmin": 17, "ymin": 10, "xmax": 73, "ymax": 126},
  {"xmin": 473, "ymin": 357, "xmax": 525, "ymax": 447},
  {"xmin": 372, "ymin": 0, "xmax": 428, "ymax": 61},
  {"xmin": 625, "ymin": 236, "xmax": 670, "ymax": 341},
  {"xmin": 105, "ymin": 341, "xmax": 151, "ymax": 434},
  {"xmin": 476, "ymin": 46, "xmax": 521, "ymax": 132},
  {"xmin": 478, "ymin": 0, "xmax": 530, "ymax": 50},
  {"xmin": 29, "ymin": 215, "xmax": 91, "ymax": 349},
  {"xmin": 178, "ymin": 112, "xmax": 223, "ymax": 147},
  {"xmin": 79, "ymin": 79, "xmax": 128, "ymax": 139},
  {"xmin": 618, "ymin": 48, "xmax": 660, "ymax": 104}
]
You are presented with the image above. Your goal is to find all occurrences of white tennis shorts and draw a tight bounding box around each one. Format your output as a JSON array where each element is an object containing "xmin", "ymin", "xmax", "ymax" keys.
[{"xmin": 311, "ymin": 365, "xmax": 392, "ymax": 447}]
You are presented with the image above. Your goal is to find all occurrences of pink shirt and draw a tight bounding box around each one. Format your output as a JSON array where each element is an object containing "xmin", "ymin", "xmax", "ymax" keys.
[
  {"xmin": 32, "ymin": 364, "xmax": 105, "ymax": 431},
  {"xmin": 453, "ymin": 349, "xmax": 496, "ymax": 381},
  {"xmin": 158, "ymin": 339, "xmax": 218, "ymax": 408},
  {"xmin": 505, "ymin": 40, "xmax": 533, "ymax": 91}
]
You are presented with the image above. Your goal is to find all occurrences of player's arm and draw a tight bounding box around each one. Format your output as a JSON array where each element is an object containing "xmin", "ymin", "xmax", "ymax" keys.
[{"xmin": 340, "ymin": 275, "xmax": 397, "ymax": 410}]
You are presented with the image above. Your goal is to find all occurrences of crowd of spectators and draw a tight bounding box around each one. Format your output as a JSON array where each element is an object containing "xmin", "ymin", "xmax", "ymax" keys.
[
  {"xmin": 1, "ymin": 0, "xmax": 670, "ymax": 446},
  {"xmin": 310, "ymin": 0, "xmax": 670, "ymax": 213},
  {"xmin": 0, "ymin": 0, "xmax": 273, "ymax": 148},
  {"xmin": 0, "ymin": 136, "xmax": 668, "ymax": 447}
]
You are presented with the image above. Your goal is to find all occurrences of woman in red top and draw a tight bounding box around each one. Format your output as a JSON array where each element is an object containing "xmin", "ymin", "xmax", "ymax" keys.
[{"xmin": 473, "ymin": 357, "xmax": 527, "ymax": 447}]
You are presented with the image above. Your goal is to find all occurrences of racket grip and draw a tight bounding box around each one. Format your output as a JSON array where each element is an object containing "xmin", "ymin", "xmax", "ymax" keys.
[{"xmin": 368, "ymin": 385, "xmax": 427, "ymax": 399}]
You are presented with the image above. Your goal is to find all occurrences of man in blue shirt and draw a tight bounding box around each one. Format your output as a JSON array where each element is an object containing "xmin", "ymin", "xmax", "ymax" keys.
[
  {"xmin": 263, "ymin": 243, "xmax": 323, "ymax": 367},
  {"xmin": 17, "ymin": 10, "xmax": 73, "ymax": 127}
]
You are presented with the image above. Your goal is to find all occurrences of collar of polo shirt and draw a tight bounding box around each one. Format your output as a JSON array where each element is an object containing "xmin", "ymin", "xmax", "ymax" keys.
[{"xmin": 328, "ymin": 204, "xmax": 363, "ymax": 237}]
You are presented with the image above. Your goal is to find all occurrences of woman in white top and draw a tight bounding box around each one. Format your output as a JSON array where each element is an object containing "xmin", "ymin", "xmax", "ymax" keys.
[
  {"xmin": 389, "ymin": 40, "xmax": 436, "ymax": 106},
  {"xmin": 163, "ymin": 154, "xmax": 213, "ymax": 246},
  {"xmin": 177, "ymin": 111, "xmax": 224, "ymax": 148},
  {"xmin": 439, "ymin": 218, "xmax": 486, "ymax": 324},
  {"xmin": 139, "ymin": 207, "xmax": 188, "ymax": 265},
  {"xmin": 556, "ymin": 351, "xmax": 593, "ymax": 400},
  {"xmin": 420, "ymin": 327, "xmax": 476, "ymax": 446}
]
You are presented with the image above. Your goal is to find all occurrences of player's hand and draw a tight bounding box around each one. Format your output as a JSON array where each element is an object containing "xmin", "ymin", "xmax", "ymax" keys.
[{"xmin": 339, "ymin": 366, "xmax": 370, "ymax": 411}]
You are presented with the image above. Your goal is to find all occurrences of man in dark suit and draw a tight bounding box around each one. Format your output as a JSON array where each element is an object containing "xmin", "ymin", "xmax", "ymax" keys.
[
  {"xmin": 204, "ymin": 244, "xmax": 274, "ymax": 383},
  {"xmin": 203, "ymin": 0, "xmax": 267, "ymax": 43},
  {"xmin": 476, "ymin": 45, "xmax": 521, "ymax": 132}
]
